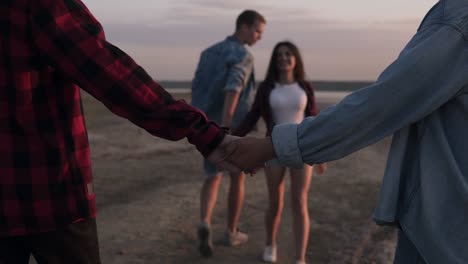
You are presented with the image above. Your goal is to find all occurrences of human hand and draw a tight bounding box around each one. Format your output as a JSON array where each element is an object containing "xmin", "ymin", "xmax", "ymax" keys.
[
  {"xmin": 206, "ymin": 134, "xmax": 242, "ymax": 173},
  {"xmin": 223, "ymin": 136, "xmax": 277, "ymax": 173},
  {"xmin": 315, "ymin": 163, "xmax": 328, "ymax": 175}
]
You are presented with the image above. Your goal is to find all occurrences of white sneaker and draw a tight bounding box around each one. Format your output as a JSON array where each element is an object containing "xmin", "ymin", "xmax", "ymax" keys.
[
  {"xmin": 224, "ymin": 229, "xmax": 248, "ymax": 246},
  {"xmin": 262, "ymin": 245, "xmax": 277, "ymax": 263}
]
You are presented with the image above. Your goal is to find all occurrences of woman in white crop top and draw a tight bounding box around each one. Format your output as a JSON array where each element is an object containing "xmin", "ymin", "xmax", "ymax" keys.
[{"xmin": 233, "ymin": 41, "xmax": 327, "ymax": 264}]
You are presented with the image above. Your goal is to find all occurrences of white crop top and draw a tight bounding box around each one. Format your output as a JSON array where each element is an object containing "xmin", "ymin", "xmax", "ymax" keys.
[{"xmin": 269, "ymin": 82, "xmax": 307, "ymax": 125}]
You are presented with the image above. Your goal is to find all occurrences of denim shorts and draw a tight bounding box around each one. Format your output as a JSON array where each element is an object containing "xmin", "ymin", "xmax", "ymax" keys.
[{"xmin": 203, "ymin": 158, "xmax": 220, "ymax": 178}]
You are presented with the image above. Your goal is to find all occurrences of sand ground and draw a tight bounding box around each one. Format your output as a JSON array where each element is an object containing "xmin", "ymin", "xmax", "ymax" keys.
[{"xmin": 36, "ymin": 92, "xmax": 397, "ymax": 264}]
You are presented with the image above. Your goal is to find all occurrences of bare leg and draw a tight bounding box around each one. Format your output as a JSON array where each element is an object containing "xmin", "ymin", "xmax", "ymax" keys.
[
  {"xmin": 290, "ymin": 164, "xmax": 313, "ymax": 263},
  {"xmin": 200, "ymin": 173, "xmax": 223, "ymax": 225},
  {"xmin": 227, "ymin": 171, "xmax": 245, "ymax": 232},
  {"xmin": 198, "ymin": 172, "xmax": 223, "ymax": 257},
  {"xmin": 264, "ymin": 166, "xmax": 286, "ymax": 247}
]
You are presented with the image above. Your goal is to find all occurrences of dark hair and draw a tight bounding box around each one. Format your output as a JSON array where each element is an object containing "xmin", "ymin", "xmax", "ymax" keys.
[
  {"xmin": 263, "ymin": 41, "xmax": 306, "ymax": 86},
  {"xmin": 235, "ymin": 10, "xmax": 266, "ymax": 30}
]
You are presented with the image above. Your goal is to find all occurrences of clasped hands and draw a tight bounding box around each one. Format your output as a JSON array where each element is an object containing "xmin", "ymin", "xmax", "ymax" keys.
[
  {"xmin": 208, "ymin": 134, "xmax": 328, "ymax": 175},
  {"xmin": 206, "ymin": 135, "xmax": 275, "ymax": 174}
]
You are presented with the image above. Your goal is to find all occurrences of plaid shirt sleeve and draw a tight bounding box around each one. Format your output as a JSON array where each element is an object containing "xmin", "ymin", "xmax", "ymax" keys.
[{"xmin": 31, "ymin": 0, "xmax": 224, "ymax": 156}]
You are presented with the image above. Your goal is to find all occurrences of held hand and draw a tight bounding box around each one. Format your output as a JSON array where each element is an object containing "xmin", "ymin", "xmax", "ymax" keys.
[
  {"xmin": 206, "ymin": 134, "xmax": 242, "ymax": 173},
  {"xmin": 223, "ymin": 136, "xmax": 276, "ymax": 173}
]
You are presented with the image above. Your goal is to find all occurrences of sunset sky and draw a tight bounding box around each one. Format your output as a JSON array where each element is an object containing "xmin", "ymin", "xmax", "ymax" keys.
[{"xmin": 82, "ymin": 0, "xmax": 437, "ymax": 81}]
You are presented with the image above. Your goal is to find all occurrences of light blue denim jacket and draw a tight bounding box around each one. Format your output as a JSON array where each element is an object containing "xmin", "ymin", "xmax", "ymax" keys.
[
  {"xmin": 272, "ymin": 0, "xmax": 468, "ymax": 262},
  {"xmin": 191, "ymin": 36, "xmax": 256, "ymax": 126}
]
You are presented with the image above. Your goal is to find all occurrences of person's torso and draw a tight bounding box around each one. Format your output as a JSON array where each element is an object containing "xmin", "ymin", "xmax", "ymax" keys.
[
  {"xmin": 191, "ymin": 37, "xmax": 256, "ymax": 125},
  {"xmin": 269, "ymin": 82, "xmax": 307, "ymax": 125},
  {"xmin": 375, "ymin": 1, "xmax": 468, "ymax": 262},
  {"xmin": 0, "ymin": 1, "xmax": 95, "ymax": 237}
]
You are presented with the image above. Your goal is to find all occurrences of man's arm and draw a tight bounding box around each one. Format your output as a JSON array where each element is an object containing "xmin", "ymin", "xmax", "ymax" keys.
[
  {"xmin": 31, "ymin": 0, "xmax": 224, "ymax": 156},
  {"xmin": 222, "ymin": 51, "xmax": 254, "ymax": 128},
  {"xmin": 226, "ymin": 24, "xmax": 468, "ymax": 171},
  {"xmin": 221, "ymin": 91, "xmax": 241, "ymax": 128},
  {"xmin": 273, "ymin": 24, "xmax": 467, "ymax": 167},
  {"xmin": 231, "ymin": 83, "xmax": 264, "ymax": 136}
]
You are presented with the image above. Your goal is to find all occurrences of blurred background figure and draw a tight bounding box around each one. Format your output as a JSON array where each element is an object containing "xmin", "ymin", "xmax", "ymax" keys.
[
  {"xmin": 233, "ymin": 41, "xmax": 327, "ymax": 264},
  {"xmin": 191, "ymin": 9, "xmax": 266, "ymax": 257}
]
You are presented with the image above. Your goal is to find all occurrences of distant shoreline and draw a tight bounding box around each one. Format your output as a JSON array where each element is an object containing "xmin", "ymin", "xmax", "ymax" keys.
[{"xmin": 157, "ymin": 80, "xmax": 374, "ymax": 92}]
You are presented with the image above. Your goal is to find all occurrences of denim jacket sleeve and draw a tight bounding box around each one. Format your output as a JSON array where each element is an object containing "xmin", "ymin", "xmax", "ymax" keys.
[
  {"xmin": 224, "ymin": 51, "xmax": 254, "ymax": 93},
  {"xmin": 272, "ymin": 23, "xmax": 468, "ymax": 167}
]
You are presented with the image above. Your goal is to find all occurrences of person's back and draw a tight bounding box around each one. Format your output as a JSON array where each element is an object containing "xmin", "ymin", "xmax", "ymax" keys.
[{"xmin": 192, "ymin": 37, "xmax": 255, "ymax": 126}]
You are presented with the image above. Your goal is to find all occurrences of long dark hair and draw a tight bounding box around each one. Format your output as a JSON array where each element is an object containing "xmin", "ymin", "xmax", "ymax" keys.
[{"xmin": 263, "ymin": 41, "xmax": 306, "ymax": 87}]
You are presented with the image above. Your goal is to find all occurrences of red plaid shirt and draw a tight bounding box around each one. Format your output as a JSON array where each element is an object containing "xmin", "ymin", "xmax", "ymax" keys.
[{"xmin": 0, "ymin": 0, "xmax": 224, "ymax": 237}]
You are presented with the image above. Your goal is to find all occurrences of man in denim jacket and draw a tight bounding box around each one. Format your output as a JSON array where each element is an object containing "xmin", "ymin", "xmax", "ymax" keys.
[
  {"xmin": 191, "ymin": 10, "xmax": 266, "ymax": 257},
  {"xmin": 226, "ymin": 1, "xmax": 468, "ymax": 263}
]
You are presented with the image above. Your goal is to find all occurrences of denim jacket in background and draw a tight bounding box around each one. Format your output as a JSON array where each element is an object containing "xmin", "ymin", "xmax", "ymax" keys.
[
  {"xmin": 272, "ymin": 0, "xmax": 468, "ymax": 262},
  {"xmin": 191, "ymin": 36, "xmax": 256, "ymax": 126}
]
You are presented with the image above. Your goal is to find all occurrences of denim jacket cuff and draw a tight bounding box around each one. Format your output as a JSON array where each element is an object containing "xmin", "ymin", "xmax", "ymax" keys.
[{"xmin": 271, "ymin": 123, "xmax": 304, "ymax": 168}]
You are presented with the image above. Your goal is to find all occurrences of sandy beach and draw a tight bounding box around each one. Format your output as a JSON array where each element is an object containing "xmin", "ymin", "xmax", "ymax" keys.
[{"xmin": 62, "ymin": 91, "xmax": 397, "ymax": 264}]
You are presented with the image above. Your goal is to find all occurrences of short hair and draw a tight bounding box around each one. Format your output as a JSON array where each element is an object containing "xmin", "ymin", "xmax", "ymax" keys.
[{"xmin": 235, "ymin": 10, "xmax": 266, "ymax": 30}]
